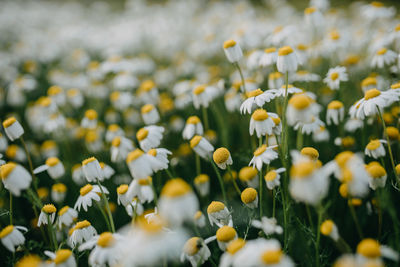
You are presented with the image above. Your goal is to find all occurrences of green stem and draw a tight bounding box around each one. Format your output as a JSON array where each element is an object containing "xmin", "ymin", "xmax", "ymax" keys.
[
  {"xmin": 46, "ymin": 214, "xmax": 57, "ymax": 251},
  {"xmin": 306, "ymin": 205, "xmax": 314, "ymax": 229},
  {"xmin": 195, "ymin": 154, "xmax": 201, "ymax": 176},
  {"xmin": 9, "ymin": 191, "xmax": 13, "ymax": 225},
  {"xmin": 95, "ymin": 200, "xmax": 111, "ymax": 232},
  {"xmin": 96, "ymin": 180, "xmax": 115, "ymax": 233},
  {"xmin": 296, "ymin": 129, "xmax": 303, "ymax": 150},
  {"xmin": 151, "ymin": 180, "xmax": 158, "ymax": 206},
  {"xmin": 272, "ymin": 188, "xmax": 276, "ymax": 218},
  {"xmin": 202, "ymin": 107, "xmax": 209, "ymax": 131},
  {"xmin": 20, "ymin": 137, "xmax": 39, "ymax": 192},
  {"xmin": 234, "ymin": 62, "xmax": 247, "ymax": 92},
  {"xmin": 349, "ymin": 202, "xmax": 363, "ymax": 239},
  {"xmin": 210, "ymin": 159, "xmax": 227, "ymax": 204},
  {"xmin": 315, "ymin": 206, "xmax": 323, "ymax": 267},
  {"xmin": 227, "ymin": 165, "xmax": 241, "ymax": 197},
  {"xmin": 165, "ymin": 168, "xmax": 174, "ymax": 180}
]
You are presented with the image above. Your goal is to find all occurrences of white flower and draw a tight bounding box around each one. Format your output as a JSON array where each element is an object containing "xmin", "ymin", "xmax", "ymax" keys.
[
  {"xmin": 81, "ymin": 109, "xmax": 98, "ymax": 129},
  {"xmin": 213, "ymin": 147, "xmax": 233, "ymax": 170},
  {"xmin": 81, "ymin": 157, "xmax": 104, "ymax": 183},
  {"xmin": 194, "ymin": 211, "xmax": 207, "ymax": 228},
  {"xmin": 240, "ymin": 89, "xmax": 276, "ymax": 114},
  {"xmin": 126, "ymin": 149, "xmax": 159, "ymax": 179},
  {"xmin": 344, "ymin": 118, "xmax": 364, "ymax": 132},
  {"xmin": 366, "ymin": 162, "xmax": 387, "ymax": 190},
  {"xmin": 180, "ymin": 237, "xmax": 211, "ymax": 267},
  {"xmin": 2, "ymin": 117, "xmax": 24, "ymax": 141},
  {"xmin": 192, "ymin": 84, "xmax": 213, "ymax": 109},
  {"xmin": 371, "ymin": 48, "xmax": 397, "ymax": 68},
  {"xmin": 249, "ymin": 145, "xmax": 279, "ymax": 171},
  {"xmin": 216, "ymin": 226, "xmax": 238, "ymax": 251},
  {"xmin": 0, "ymin": 225, "xmax": 27, "ymax": 252},
  {"xmin": 194, "ymin": 174, "xmax": 210, "ymax": 197},
  {"xmin": 136, "ymin": 125, "xmax": 164, "ymax": 152},
  {"xmin": 207, "ymin": 201, "xmax": 233, "ymax": 228},
  {"xmin": 252, "ymin": 217, "xmax": 283, "ymax": 235},
  {"xmin": 44, "ymin": 249, "xmax": 76, "ymax": 267},
  {"xmin": 323, "ymin": 66, "xmax": 348, "ymax": 90},
  {"xmin": 127, "ymin": 177, "xmax": 154, "ymax": 204},
  {"xmin": 276, "ymin": 46, "xmax": 298, "ymax": 73},
  {"xmin": 110, "ymin": 136, "xmax": 134, "ymax": 163},
  {"xmin": 320, "ymin": 220, "xmax": 340, "ymax": 242},
  {"xmin": 268, "ymin": 72, "xmax": 284, "ymax": 90},
  {"xmin": 38, "ymin": 204, "xmax": 57, "ymax": 226},
  {"xmin": 287, "ymin": 93, "xmax": 320, "ymax": 126},
  {"xmin": 51, "ymin": 183, "xmax": 67, "ymax": 203},
  {"xmin": 365, "ymin": 139, "xmax": 386, "ymax": 159},
  {"xmin": 356, "ymin": 238, "xmax": 399, "ymax": 265},
  {"xmin": 326, "ymin": 100, "xmax": 345, "ymax": 125},
  {"xmin": 57, "ymin": 206, "xmax": 78, "ymax": 228},
  {"xmin": 125, "ymin": 198, "xmax": 144, "ymax": 217},
  {"xmin": 69, "ymin": 220, "xmax": 97, "ymax": 248},
  {"xmin": 223, "ymin": 40, "xmax": 243, "ymax": 63},
  {"xmin": 158, "ymin": 179, "xmax": 199, "ymax": 226},
  {"xmin": 264, "ymin": 168, "xmax": 285, "ymax": 190},
  {"xmin": 259, "ymin": 47, "xmax": 278, "ymax": 67},
  {"xmin": 249, "ymin": 109, "xmax": 276, "ymax": 138},
  {"xmin": 190, "ymin": 135, "xmax": 214, "ymax": 159},
  {"xmin": 34, "ymin": 157, "xmax": 65, "ymax": 180},
  {"xmin": 182, "ymin": 116, "xmax": 203, "ymax": 140},
  {"xmin": 0, "ymin": 162, "xmax": 32, "ymax": 196},
  {"xmin": 141, "ymin": 104, "xmax": 160, "ymax": 125},
  {"xmin": 74, "ymin": 184, "xmax": 109, "ymax": 212}
]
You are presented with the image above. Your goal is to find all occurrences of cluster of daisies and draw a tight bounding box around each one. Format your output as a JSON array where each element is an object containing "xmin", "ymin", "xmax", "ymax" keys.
[{"xmin": 1, "ymin": 0, "xmax": 400, "ymax": 266}]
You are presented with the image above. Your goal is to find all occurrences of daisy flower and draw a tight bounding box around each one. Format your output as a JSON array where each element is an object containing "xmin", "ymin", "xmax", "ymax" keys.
[
  {"xmin": 74, "ymin": 184, "xmax": 109, "ymax": 212},
  {"xmin": 215, "ymin": 226, "xmax": 238, "ymax": 251},
  {"xmin": 194, "ymin": 211, "xmax": 207, "ymax": 228},
  {"xmin": 371, "ymin": 48, "xmax": 398, "ymax": 68},
  {"xmin": 126, "ymin": 149, "xmax": 158, "ymax": 179},
  {"xmin": 34, "ymin": 157, "xmax": 65, "ymax": 180},
  {"xmin": 180, "ymin": 237, "xmax": 211, "ymax": 267},
  {"xmin": 268, "ymin": 72, "xmax": 284, "ymax": 89},
  {"xmin": 81, "ymin": 157, "xmax": 104, "ymax": 183},
  {"xmin": 356, "ymin": 238, "xmax": 399, "ymax": 265},
  {"xmin": 158, "ymin": 178, "xmax": 199, "ymax": 226},
  {"xmin": 241, "ymin": 188, "xmax": 258, "ymax": 209},
  {"xmin": 219, "ymin": 238, "xmax": 246, "ymax": 267},
  {"xmin": 365, "ymin": 139, "xmax": 386, "ymax": 159},
  {"xmin": 286, "ymin": 93, "xmax": 320, "ymax": 126},
  {"xmin": 136, "ymin": 125, "xmax": 164, "ymax": 152},
  {"xmin": 0, "ymin": 162, "xmax": 32, "ymax": 196},
  {"xmin": 249, "ymin": 145, "xmax": 279, "ymax": 171},
  {"xmin": 264, "ymin": 168, "xmax": 285, "ymax": 190},
  {"xmin": 2, "ymin": 117, "xmax": 24, "ymax": 141},
  {"xmin": 326, "ymin": 100, "xmax": 345, "ymax": 125},
  {"xmin": 137, "ymin": 80, "xmax": 159, "ymax": 105},
  {"xmin": 366, "ymin": 162, "xmax": 387, "ymax": 190},
  {"xmin": 127, "ymin": 177, "xmax": 154, "ymax": 204},
  {"xmin": 361, "ymin": 76, "xmax": 378, "ymax": 93},
  {"xmin": 105, "ymin": 124, "xmax": 124, "ymax": 143},
  {"xmin": 276, "ymin": 46, "xmax": 298, "ymax": 73},
  {"xmin": 240, "ymin": 89, "xmax": 276, "ymax": 114},
  {"xmin": 110, "ymin": 136, "xmax": 134, "ymax": 163},
  {"xmin": 251, "ymin": 217, "xmax": 283, "ymax": 235},
  {"xmin": 194, "ymin": 174, "xmax": 210, "ymax": 197},
  {"xmin": 239, "ymin": 166, "xmax": 259, "ymax": 188},
  {"xmin": 213, "ymin": 147, "xmax": 233, "ymax": 170},
  {"xmin": 0, "ymin": 225, "xmax": 27, "ymax": 252},
  {"xmin": 182, "ymin": 116, "xmax": 203, "ymax": 140},
  {"xmin": 38, "ymin": 204, "xmax": 57, "ymax": 226},
  {"xmin": 249, "ymin": 109, "xmax": 276, "ymax": 138},
  {"xmin": 291, "ymin": 70, "xmax": 320, "ymax": 83},
  {"xmin": 320, "ymin": 220, "xmax": 340, "ymax": 242},
  {"xmin": 57, "ymin": 206, "xmax": 78, "ymax": 228},
  {"xmin": 69, "ymin": 220, "xmax": 97, "ymax": 248},
  {"xmin": 323, "ymin": 66, "xmax": 348, "ymax": 90},
  {"xmin": 81, "ymin": 109, "xmax": 98, "ymax": 129},
  {"xmin": 147, "ymin": 148, "xmax": 172, "ymax": 172},
  {"xmin": 51, "ymin": 183, "xmax": 67, "ymax": 203},
  {"xmin": 192, "ymin": 84, "xmax": 213, "ymax": 109},
  {"xmin": 141, "ymin": 104, "xmax": 160, "ymax": 125},
  {"xmin": 190, "ymin": 135, "xmax": 214, "ymax": 159},
  {"xmin": 223, "ymin": 40, "xmax": 243, "ymax": 63},
  {"xmin": 207, "ymin": 201, "xmax": 233, "ymax": 228},
  {"xmin": 259, "ymin": 47, "xmax": 278, "ymax": 67}
]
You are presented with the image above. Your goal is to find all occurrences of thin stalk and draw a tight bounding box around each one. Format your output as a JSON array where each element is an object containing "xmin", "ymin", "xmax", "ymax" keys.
[
  {"xmin": 227, "ymin": 165, "xmax": 241, "ymax": 197},
  {"xmin": 258, "ymin": 137, "xmax": 263, "ymax": 219},
  {"xmin": 296, "ymin": 129, "xmax": 303, "ymax": 150},
  {"xmin": 96, "ymin": 180, "xmax": 115, "ymax": 233},
  {"xmin": 165, "ymin": 168, "xmax": 174, "ymax": 179},
  {"xmin": 281, "ymin": 184, "xmax": 288, "ymax": 250},
  {"xmin": 349, "ymin": 202, "xmax": 363, "ymax": 239},
  {"xmin": 337, "ymin": 237, "xmax": 352, "ymax": 253},
  {"xmin": 315, "ymin": 206, "xmax": 323, "ymax": 267},
  {"xmin": 244, "ymin": 209, "xmax": 254, "ymax": 240},
  {"xmin": 95, "ymin": 201, "xmax": 111, "ymax": 231},
  {"xmin": 272, "ymin": 188, "xmax": 276, "ymax": 218},
  {"xmin": 46, "ymin": 215, "xmax": 57, "ymax": 251},
  {"xmin": 20, "ymin": 137, "xmax": 38, "ymax": 191},
  {"xmin": 210, "ymin": 159, "xmax": 227, "ymax": 204},
  {"xmin": 151, "ymin": 180, "xmax": 158, "ymax": 206},
  {"xmin": 202, "ymin": 107, "xmax": 209, "ymax": 131},
  {"xmin": 195, "ymin": 154, "xmax": 201, "ymax": 176},
  {"xmin": 234, "ymin": 62, "xmax": 247, "ymax": 92},
  {"xmin": 378, "ymin": 108, "xmax": 400, "ymax": 184},
  {"xmin": 306, "ymin": 205, "xmax": 314, "ymax": 229},
  {"xmin": 9, "ymin": 191, "xmax": 13, "ymax": 225}
]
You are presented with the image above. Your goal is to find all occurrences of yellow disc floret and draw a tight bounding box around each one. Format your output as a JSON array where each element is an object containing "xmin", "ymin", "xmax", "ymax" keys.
[
  {"xmin": 213, "ymin": 147, "xmax": 230, "ymax": 164},
  {"xmin": 54, "ymin": 249, "xmax": 72, "ymax": 264},
  {"xmin": 241, "ymin": 188, "xmax": 257, "ymax": 204},
  {"xmin": 190, "ymin": 135, "xmax": 202, "ymax": 148},
  {"xmin": 0, "ymin": 162, "xmax": 17, "ymax": 180},
  {"xmin": 320, "ymin": 220, "xmax": 334, "ymax": 236},
  {"xmin": 239, "ymin": 167, "xmax": 258, "ymax": 181},
  {"xmin": 42, "ymin": 204, "xmax": 56, "ymax": 214},
  {"xmin": 364, "ymin": 89, "xmax": 381, "ymax": 100},
  {"xmin": 223, "ymin": 40, "xmax": 236, "ymax": 49},
  {"xmin": 289, "ymin": 94, "xmax": 311, "ymax": 110},
  {"xmin": 160, "ymin": 178, "xmax": 191, "ymax": 198},
  {"xmin": 207, "ymin": 201, "xmax": 225, "ymax": 214},
  {"xmin": 227, "ymin": 238, "xmax": 246, "ymax": 255},
  {"xmin": 278, "ymin": 46, "xmax": 293, "ymax": 56},
  {"xmin": 46, "ymin": 157, "xmax": 60, "ymax": 167},
  {"xmin": 300, "ymin": 147, "xmax": 319, "ymax": 160},
  {"xmin": 126, "ymin": 149, "xmax": 144, "ymax": 163},
  {"xmin": 252, "ymin": 109, "xmax": 269, "ymax": 121},
  {"xmin": 136, "ymin": 128, "xmax": 149, "ymax": 141},
  {"xmin": 216, "ymin": 226, "xmax": 237, "ymax": 242},
  {"xmin": 357, "ymin": 239, "xmax": 381, "ymax": 258},
  {"xmin": 3, "ymin": 117, "xmax": 16, "ymax": 128},
  {"xmin": 328, "ymin": 100, "xmax": 344, "ymax": 110},
  {"xmin": 80, "ymin": 184, "xmax": 93, "ymax": 196},
  {"xmin": 261, "ymin": 249, "xmax": 282, "ymax": 264},
  {"xmin": 0, "ymin": 225, "xmax": 14, "ymax": 238},
  {"xmin": 117, "ymin": 184, "xmax": 129, "ymax": 195},
  {"xmin": 184, "ymin": 237, "xmax": 201, "ymax": 256},
  {"xmin": 97, "ymin": 232, "xmax": 115, "ymax": 248}
]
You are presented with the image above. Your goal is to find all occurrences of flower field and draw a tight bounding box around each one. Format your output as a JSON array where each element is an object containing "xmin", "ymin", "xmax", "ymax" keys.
[{"xmin": 1, "ymin": 0, "xmax": 400, "ymax": 266}]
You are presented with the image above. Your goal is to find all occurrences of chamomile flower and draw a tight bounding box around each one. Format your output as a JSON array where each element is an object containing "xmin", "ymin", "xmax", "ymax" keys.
[
  {"xmin": 125, "ymin": 198, "xmax": 144, "ymax": 217},
  {"xmin": 194, "ymin": 174, "xmax": 210, "ymax": 197},
  {"xmin": 15, "ymin": 254, "xmax": 43, "ymax": 267},
  {"xmin": 286, "ymin": 93, "xmax": 319, "ymax": 126},
  {"xmin": 276, "ymin": 46, "xmax": 298, "ymax": 73},
  {"xmin": 291, "ymin": 70, "xmax": 320, "ymax": 83},
  {"xmin": 240, "ymin": 89, "xmax": 276, "ymax": 114},
  {"xmin": 79, "ymin": 232, "xmax": 124, "ymax": 267},
  {"xmin": 219, "ymin": 238, "xmax": 246, "ymax": 267},
  {"xmin": 74, "ymin": 184, "xmax": 109, "ymax": 212},
  {"xmin": 361, "ymin": 77, "xmax": 378, "ymax": 93},
  {"xmin": 216, "ymin": 226, "xmax": 238, "ymax": 251},
  {"xmin": 57, "ymin": 206, "xmax": 78, "ymax": 228},
  {"xmin": 147, "ymin": 148, "xmax": 172, "ymax": 172},
  {"xmin": 34, "ymin": 157, "xmax": 65, "ymax": 179},
  {"xmin": 69, "ymin": 220, "xmax": 97, "ymax": 247},
  {"xmin": 0, "ymin": 162, "xmax": 32, "ymax": 196},
  {"xmin": 51, "ymin": 183, "xmax": 67, "ymax": 203},
  {"xmin": 320, "ymin": 219, "xmax": 340, "ymax": 242},
  {"xmin": 190, "ymin": 135, "xmax": 214, "ymax": 159},
  {"xmin": 81, "ymin": 157, "xmax": 104, "ymax": 182},
  {"xmin": 81, "ymin": 109, "xmax": 98, "ymax": 129},
  {"xmin": 45, "ymin": 249, "xmax": 76, "ymax": 267},
  {"xmin": 356, "ymin": 238, "xmax": 399, "ymax": 264},
  {"xmin": 326, "ymin": 100, "xmax": 345, "ymax": 125},
  {"xmin": 366, "ymin": 162, "xmax": 387, "ymax": 190},
  {"xmin": 136, "ymin": 125, "xmax": 164, "ymax": 152},
  {"xmin": 241, "ymin": 188, "xmax": 258, "ymax": 209},
  {"xmin": 181, "ymin": 237, "xmax": 211, "ymax": 267},
  {"xmin": 2, "ymin": 117, "xmax": 24, "ymax": 141},
  {"xmin": 110, "ymin": 136, "xmax": 134, "ymax": 163},
  {"xmin": 66, "ymin": 88, "xmax": 84, "ymax": 108},
  {"xmin": 71, "ymin": 164, "xmax": 85, "ymax": 185},
  {"xmin": 158, "ymin": 178, "xmax": 199, "ymax": 226},
  {"xmin": 249, "ymin": 109, "xmax": 275, "ymax": 138},
  {"xmin": 141, "ymin": 104, "xmax": 160, "ymax": 125},
  {"xmin": 213, "ymin": 147, "xmax": 233, "ymax": 170},
  {"xmin": 0, "ymin": 225, "xmax": 27, "ymax": 252},
  {"xmin": 117, "ymin": 184, "xmax": 132, "ymax": 207},
  {"xmin": 192, "ymin": 84, "xmax": 213, "ymax": 109},
  {"xmin": 249, "ymin": 145, "xmax": 279, "ymax": 171},
  {"xmin": 105, "ymin": 124, "xmax": 124, "ymax": 143},
  {"xmin": 5, "ymin": 144, "xmax": 26, "ymax": 162},
  {"xmin": 194, "ymin": 211, "xmax": 206, "ymax": 228},
  {"xmin": 223, "ymin": 40, "xmax": 243, "ymax": 63},
  {"xmin": 323, "ymin": 66, "xmax": 348, "ymax": 90},
  {"xmin": 207, "ymin": 201, "xmax": 233, "ymax": 228},
  {"xmin": 239, "ymin": 166, "xmax": 259, "ymax": 188},
  {"xmin": 259, "ymin": 47, "xmax": 278, "ymax": 67},
  {"xmin": 38, "ymin": 204, "xmax": 57, "ymax": 226},
  {"xmin": 126, "ymin": 149, "xmax": 158, "ymax": 179},
  {"xmin": 127, "ymin": 177, "xmax": 154, "ymax": 204},
  {"xmin": 182, "ymin": 116, "xmax": 203, "ymax": 140},
  {"xmin": 349, "ymin": 89, "xmax": 399, "ymax": 119},
  {"xmin": 251, "ymin": 217, "xmax": 283, "ymax": 235},
  {"xmin": 371, "ymin": 48, "xmax": 398, "ymax": 69},
  {"xmin": 304, "ymin": 6, "xmax": 325, "ymax": 32},
  {"xmin": 365, "ymin": 139, "xmax": 386, "ymax": 159},
  {"xmin": 264, "ymin": 168, "xmax": 285, "ymax": 190},
  {"xmin": 344, "ymin": 118, "xmax": 364, "ymax": 132},
  {"xmin": 137, "ymin": 80, "xmax": 159, "ymax": 105},
  {"xmin": 268, "ymin": 72, "xmax": 284, "ymax": 90}
]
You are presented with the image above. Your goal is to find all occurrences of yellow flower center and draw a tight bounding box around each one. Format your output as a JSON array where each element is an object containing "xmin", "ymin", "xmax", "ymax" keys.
[
  {"xmin": 269, "ymin": 72, "xmax": 283, "ymax": 80},
  {"xmin": 364, "ymin": 89, "xmax": 381, "ymax": 100},
  {"xmin": 137, "ymin": 215, "xmax": 164, "ymax": 234},
  {"xmin": 300, "ymin": 147, "xmax": 319, "ymax": 160},
  {"xmin": 161, "ymin": 178, "xmax": 191, "ymax": 197},
  {"xmin": 187, "ymin": 116, "xmax": 201, "ymax": 124},
  {"xmin": 290, "ymin": 162, "xmax": 316, "ymax": 178},
  {"xmin": 357, "ymin": 239, "xmax": 381, "ymax": 258},
  {"xmin": 367, "ymin": 164, "xmax": 386, "ymax": 178},
  {"xmin": 241, "ymin": 188, "xmax": 257, "ymax": 204},
  {"xmin": 297, "ymin": 44, "xmax": 308, "ymax": 50},
  {"xmin": 194, "ymin": 211, "xmax": 203, "ymax": 220},
  {"xmin": 54, "ymin": 249, "xmax": 72, "ymax": 264},
  {"xmin": 117, "ymin": 184, "xmax": 129, "ymax": 195},
  {"xmin": 184, "ymin": 237, "xmax": 201, "ymax": 255},
  {"xmin": 207, "ymin": 201, "xmax": 225, "ymax": 214},
  {"xmin": 1, "ymin": 162, "xmax": 17, "ymax": 180},
  {"xmin": 328, "ymin": 100, "xmax": 344, "ymax": 109},
  {"xmin": 227, "ymin": 238, "xmax": 246, "ymax": 255},
  {"xmin": 254, "ymin": 145, "xmax": 267, "ymax": 156},
  {"xmin": 289, "ymin": 94, "xmax": 311, "ymax": 110},
  {"xmin": 47, "ymin": 85, "xmax": 62, "ymax": 96},
  {"xmin": 46, "ymin": 157, "xmax": 60, "ymax": 167},
  {"xmin": 82, "ymin": 157, "xmax": 97, "ymax": 166},
  {"xmin": 0, "ymin": 225, "xmax": 14, "ymax": 238},
  {"xmin": 320, "ymin": 220, "xmax": 334, "ymax": 236},
  {"xmin": 265, "ymin": 170, "xmax": 277, "ymax": 181},
  {"xmin": 341, "ymin": 168, "xmax": 353, "ymax": 183},
  {"xmin": 366, "ymin": 140, "xmax": 381, "ymax": 151},
  {"xmin": 330, "ymin": 30, "xmax": 340, "ymax": 40},
  {"xmin": 261, "ymin": 249, "xmax": 282, "ymax": 264},
  {"xmin": 335, "ymin": 151, "xmax": 354, "ymax": 167},
  {"xmin": 136, "ymin": 128, "xmax": 149, "ymax": 141},
  {"xmin": 239, "ymin": 167, "xmax": 258, "ymax": 181},
  {"xmin": 85, "ymin": 109, "xmax": 98, "ymax": 120},
  {"xmin": 112, "ymin": 136, "xmax": 121, "ymax": 147},
  {"xmin": 339, "ymin": 183, "xmax": 348, "ymax": 198},
  {"xmin": 52, "ymin": 183, "xmax": 67, "ymax": 193},
  {"xmin": 15, "ymin": 255, "xmax": 41, "ymax": 267},
  {"xmin": 376, "ymin": 48, "xmax": 387, "ymax": 55},
  {"xmin": 194, "ymin": 174, "xmax": 209, "ymax": 184},
  {"xmin": 247, "ymin": 88, "xmax": 263, "ymax": 98},
  {"xmin": 147, "ymin": 149, "xmax": 157, "ymax": 157},
  {"xmin": 386, "ymin": 127, "xmax": 399, "ymax": 140},
  {"xmin": 216, "ymin": 226, "xmax": 236, "ymax": 242},
  {"xmin": 193, "ymin": 85, "xmax": 206, "ymax": 95},
  {"xmin": 126, "ymin": 149, "xmax": 144, "ymax": 163},
  {"xmin": 190, "ymin": 135, "xmax": 202, "ymax": 148},
  {"xmin": 272, "ymin": 117, "xmax": 281, "ymax": 125},
  {"xmin": 2, "ymin": 117, "xmax": 16, "ymax": 128},
  {"xmin": 330, "ymin": 72, "xmax": 339, "ymax": 81},
  {"xmin": 58, "ymin": 206, "xmax": 70, "ymax": 216},
  {"xmin": 391, "ymin": 82, "xmax": 400, "ymax": 89},
  {"xmin": 80, "ymin": 184, "xmax": 93, "ymax": 196},
  {"xmin": 141, "ymin": 104, "xmax": 154, "ymax": 114},
  {"xmin": 304, "ymin": 6, "xmax": 317, "ymax": 14},
  {"xmin": 371, "ymin": 1, "xmax": 384, "ymax": 8},
  {"xmin": 97, "ymin": 232, "xmax": 114, "ymax": 247},
  {"xmin": 362, "ymin": 77, "xmax": 377, "ymax": 87},
  {"xmin": 75, "ymin": 220, "xmax": 91, "ymax": 229},
  {"xmin": 223, "ymin": 40, "xmax": 236, "ymax": 49},
  {"xmin": 213, "ymin": 147, "xmax": 230, "ymax": 164},
  {"xmin": 252, "ymin": 109, "xmax": 269, "ymax": 121},
  {"xmin": 264, "ymin": 47, "xmax": 276, "ymax": 53},
  {"xmin": 42, "ymin": 204, "xmax": 56, "ymax": 214},
  {"xmin": 138, "ymin": 177, "xmax": 151, "ymax": 185},
  {"xmin": 38, "ymin": 96, "xmax": 52, "ymax": 107},
  {"xmin": 140, "ymin": 80, "xmax": 155, "ymax": 92},
  {"xmin": 278, "ymin": 46, "xmax": 293, "ymax": 56}
]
